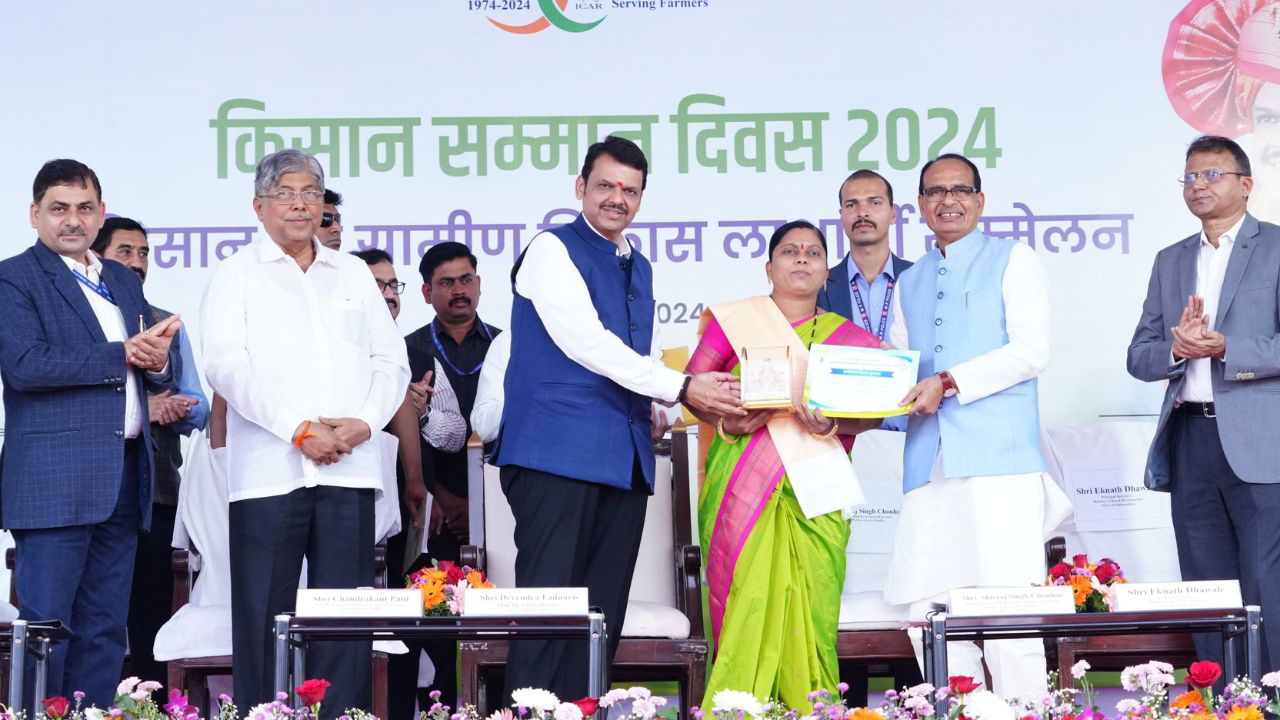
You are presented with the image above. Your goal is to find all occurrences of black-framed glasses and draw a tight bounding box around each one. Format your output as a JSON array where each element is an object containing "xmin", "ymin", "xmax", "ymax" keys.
[
  {"xmin": 321, "ymin": 211, "xmax": 342, "ymax": 228},
  {"xmin": 376, "ymin": 279, "xmax": 406, "ymax": 295},
  {"xmin": 259, "ymin": 190, "xmax": 325, "ymax": 205},
  {"xmin": 1179, "ymin": 169, "xmax": 1248, "ymax": 187},
  {"xmin": 922, "ymin": 185, "xmax": 977, "ymax": 201}
]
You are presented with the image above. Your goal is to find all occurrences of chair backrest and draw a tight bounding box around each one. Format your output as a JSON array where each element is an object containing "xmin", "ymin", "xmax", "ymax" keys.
[
  {"xmin": 473, "ymin": 430, "xmax": 691, "ymax": 607},
  {"xmin": 1042, "ymin": 421, "xmax": 1181, "ymax": 582}
]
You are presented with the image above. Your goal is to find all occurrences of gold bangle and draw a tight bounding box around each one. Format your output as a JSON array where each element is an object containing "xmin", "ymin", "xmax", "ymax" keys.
[
  {"xmin": 812, "ymin": 419, "xmax": 839, "ymax": 440},
  {"xmin": 717, "ymin": 416, "xmax": 742, "ymax": 444}
]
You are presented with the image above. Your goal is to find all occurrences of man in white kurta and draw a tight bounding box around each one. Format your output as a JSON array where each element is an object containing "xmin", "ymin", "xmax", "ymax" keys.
[
  {"xmin": 885, "ymin": 154, "xmax": 1070, "ymax": 699},
  {"xmin": 201, "ymin": 149, "xmax": 409, "ymax": 716}
]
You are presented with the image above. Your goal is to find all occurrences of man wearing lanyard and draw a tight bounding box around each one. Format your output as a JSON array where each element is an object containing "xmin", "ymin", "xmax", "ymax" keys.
[
  {"xmin": 819, "ymin": 169, "xmax": 913, "ymax": 430},
  {"xmin": 0, "ymin": 159, "xmax": 179, "ymax": 708},
  {"xmin": 403, "ymin": 241, "xmax": 501, "ymax": 707}
]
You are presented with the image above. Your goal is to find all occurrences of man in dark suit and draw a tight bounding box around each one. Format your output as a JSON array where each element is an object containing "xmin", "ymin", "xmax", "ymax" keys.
[
  {"xmin": 1128, "ymin": 135, "xmax": 1280, "ymax": 669},
  {"xmin": 0, "ymin": 159, "xmax": 179, "ymax": 707},
  {"xmin": 817, "ymin": 169, "xmax": 920, "ymax": 701}
]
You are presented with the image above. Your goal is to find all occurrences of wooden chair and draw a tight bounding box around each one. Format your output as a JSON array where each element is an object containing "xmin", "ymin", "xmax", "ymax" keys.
[
  {"xmin": 460, "ymin": 425, "xmax": 707, "ymax": 713},
  {"xmin": 168, "ymin": 546, "xmax": 390, "ymax": 717}
]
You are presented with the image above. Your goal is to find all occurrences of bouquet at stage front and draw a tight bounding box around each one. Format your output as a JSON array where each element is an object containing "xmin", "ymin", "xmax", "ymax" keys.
[
  {"xmin": 406, "ymin": 560, "xmax": 493, "ymax": 616},
  {"xmin": 1045, "ymin": 553, "xmax": 1126, "ymax": 613}
]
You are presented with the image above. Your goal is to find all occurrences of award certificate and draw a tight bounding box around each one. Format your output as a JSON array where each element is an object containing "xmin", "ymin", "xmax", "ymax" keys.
[{"xmin": 804, "ymin": 345, "xmax": 920, "ymax": 418}]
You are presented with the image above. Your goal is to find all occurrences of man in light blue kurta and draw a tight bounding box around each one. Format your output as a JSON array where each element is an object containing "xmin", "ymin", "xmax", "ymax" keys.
[{"xmin": 884, "ymin": 154, "xmax": 1070, "ymax": 699}]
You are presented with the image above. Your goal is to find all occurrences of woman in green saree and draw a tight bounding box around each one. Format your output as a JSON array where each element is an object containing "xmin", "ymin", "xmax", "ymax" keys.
[{"xmin": 686, "ymin": 221, "xmax": 881, "ymax": 710}]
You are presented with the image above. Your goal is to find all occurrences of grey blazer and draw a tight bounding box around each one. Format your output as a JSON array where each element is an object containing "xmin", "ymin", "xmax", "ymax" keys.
[{"xmin": 1127, "ymin": 213, "xmax": 1280, "ymax": 489}]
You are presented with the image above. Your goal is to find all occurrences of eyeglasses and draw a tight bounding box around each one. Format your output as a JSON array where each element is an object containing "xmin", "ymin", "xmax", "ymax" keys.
[
  {"xmin": 922, "ymin": 185, "xmax": 978, "ymax": 201},
  {"xmin": 1178, "ymin": 169, "xmax": 1248, "ymax": 187},
  {"xmin": 259, "ymin": 190, "xmax": 325, "ymax": 205},
  {"xmin": 376, "ymin": 279, "xmax": 406, "ymax": 295},
  {"xmin": 321, "ymin": 211, "xmax": 342, "ymax": 228}
]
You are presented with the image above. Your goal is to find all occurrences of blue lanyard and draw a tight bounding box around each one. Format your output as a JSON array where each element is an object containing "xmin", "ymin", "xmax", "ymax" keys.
[
  {"xmin": 430, "ymin": 320, "xmax": 493, "ymax": 376},
  {"xmin": 851, "ymin": 276, "xmax": 894, "ymax": 340},
  {"xmin": 73, "ymin": 269, "xmax": 116, "ymax": 305}
]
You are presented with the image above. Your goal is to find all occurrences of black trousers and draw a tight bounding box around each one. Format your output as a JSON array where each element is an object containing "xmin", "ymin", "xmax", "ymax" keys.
[
  {"xmin": 382, "ymin": 529, "xmax": 461, "ymax": 720},
  {"xmin": 1171, "ymin": 408, "xmax": 1280, "ymax": 671},
  {"xmin": 230, "ymin": 486, "xmax": 374, "ymax": 720},
  {"xmin": 126, "ymin": 502, "xmax": 177, "ymax": 684},
  {"xmin": 500, "ymin": 464, "xmax": 648, "ymax": 701}
]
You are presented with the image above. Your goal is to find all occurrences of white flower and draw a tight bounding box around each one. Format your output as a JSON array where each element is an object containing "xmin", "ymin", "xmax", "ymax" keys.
[
  {"xmin": 1071, "ymin": 660, "xmax": 1090, "ymax": 679},
  {"xmin": 86, "ymin": 709, "xmax": 105, "ymax": 720},
  {"xmin": 711, "ymin": 690, "xmax": 764, "ymax": 717},
  {"xmin": 959, "ymin": 690, "xmax": 1014, "ymax": 720},
  {"xmin": 138, "ymin": 681, "xmax": 163, "ymax": 693},
  {"xmin": 130, "ymin": 691, "xmax": 149, "ymax": 702},
  {"xmin": 599, "ymin": 690, "xmax": 630, "ymax": 708},
  {"xmin": 553, "ymin": 703, "xmax": 583, "ymax": 720},
  {"xmin": 628, "ymin": 687, "xmax": 652, "ymax": 700},
  {"xmin": 511, "ymin": 688, "xmax": 561, "ymax": 712},
  {"xmin": 1263, "ymin": 671, "xmax": 1280, "ymax": 688},
  {"xmin": 652, "ymin": 697, "xmax": 668, "ymax": 708},
  {"xmin": 1115, "ymin": 699, "xmax": 1141, "ymax": 715},
  {"xmin": 117, "ymin": 677, "xmax": 141, "ymax": 696},
  {"xmin": 631, "ymin": 699, "xmax": 657, "ymax": 719},
  {"xmin": 904, "ymin": 684, "xmax": 935, "ymax": 698}
]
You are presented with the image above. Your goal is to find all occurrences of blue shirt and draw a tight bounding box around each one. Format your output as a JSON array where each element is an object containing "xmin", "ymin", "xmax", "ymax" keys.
[
  {"xmin": 171, "ymin": 325, "xmax": 210, "ymax": 434},
  {"xmin": 847, "ymin": 259, "xmax": 898, "ymax": 342}
]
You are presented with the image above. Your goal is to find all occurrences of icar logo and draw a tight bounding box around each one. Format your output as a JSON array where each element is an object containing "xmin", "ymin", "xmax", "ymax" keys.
[{"xmin": 489, "ymin": 0, "xmax": 605, "ymax": 34}]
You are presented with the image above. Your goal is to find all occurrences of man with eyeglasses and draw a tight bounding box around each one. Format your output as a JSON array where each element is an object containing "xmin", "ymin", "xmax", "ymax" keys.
[
  {"xmin": 401, "ymin": 240, "xmax": 500, "ymax": 710},
  {"xmin": 883, "ymin": 153, "xmax": 1066, "ymax": 698},
  {"xmin": 1129, "ymin": 134, "xmax": 1280, "ymax": 670},
  {"xmin": 202, "ymin": 149, "xmax": 409, "ymax": 716},
  {"xmin": 318, "ymin": 188, "xmax": 343, "ymax": 250}
]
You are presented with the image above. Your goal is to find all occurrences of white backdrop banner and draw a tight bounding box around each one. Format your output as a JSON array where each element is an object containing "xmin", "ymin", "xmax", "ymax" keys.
[{"xmin": 4, "ymin": 1, "xmax": 1279, "ymax": 428}]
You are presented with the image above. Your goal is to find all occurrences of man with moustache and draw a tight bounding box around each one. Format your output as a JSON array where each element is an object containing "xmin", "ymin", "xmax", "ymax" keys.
[
  {"xmin": 820, "ymin": 169, "xmax": 913, "ymax": 435},
  {"xmin": 883, "ymin": 153, "xmax": 1067, "ymax": 697},
  {"xmin": 1129, "ymin": 135, "xmax": 1280, "ymax": 669},
  {"xmin": 0, "ymin": 159, "xmax": 179, "ymax": 708},
  {"xmin": 318, "ymin": 188, "xmax": 343, "ymax": 250},
  {"xmin": 402, "ymin": 241, "xmax": 498, "ymax": 709},
  {"xmin": 494, "ymin": 135, "xmax": 744, "ymax": 698},
  {"xmin": 91, "ymin": 216, "xmax": 210, "ymax": 684},
  {"xmin": 202, "ymin": 149, "xmax": 409, "ymax": 715}
]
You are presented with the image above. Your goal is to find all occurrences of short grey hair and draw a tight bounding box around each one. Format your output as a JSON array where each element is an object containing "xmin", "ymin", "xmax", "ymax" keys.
[{"xmin": 253, "ymin": 149, "xmax": 325, "ymax": 197}]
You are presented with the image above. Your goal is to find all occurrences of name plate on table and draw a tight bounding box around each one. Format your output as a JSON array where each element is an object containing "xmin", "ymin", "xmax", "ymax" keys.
[
  {"xmin": 948, "ymin": 586, "xmax": 1075, "ymax": 616},
  {"xmin": 1110, "ymin": 581, "xmax": 1242, "ymax": 612},
  {"xmin": 296, "ymin": 589, "xmax": 423, "ymax": 617},
  {"xmin": 463, "ymin": 588, "xmax": 589, "ymax": 617}
]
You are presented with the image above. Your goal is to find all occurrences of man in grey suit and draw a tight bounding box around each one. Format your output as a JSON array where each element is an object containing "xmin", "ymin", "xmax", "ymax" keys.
[{"xmin": 1128, "ymin": 134, "xmax": 1280, "ymax": 668}]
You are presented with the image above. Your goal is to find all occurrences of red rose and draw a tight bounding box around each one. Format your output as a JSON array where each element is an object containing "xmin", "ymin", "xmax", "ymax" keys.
[
  {"xmin": 1187, "ymin": 660, "xmax": 1222, "ymax": 689},
  {"xmin": 1072, "ymin": 554, "xmax": 1089, "ymax": 568},
  {"xmin": 949, "ymin": 675, "xmax": 982, "ymax": 694},
  {"xmin": 296, "ymin": 678, "xmax": 331, "ymax": 707},
  {"xmin": 42, "ymin": 697, "xmax": 70, "ymax": 719},
  {"xmin": 1094, "ymin": 563, "xmax": 1117, "ymax": 584},
  {"xmin": 439, "ymin": 561, "xmax": 465, "ymax": 586},
  {"xmin": 1049, "ymin": 562, "xmax": 1073, "ymax": 580},
  {"xmin": 573, "ymin": 697, "xmax": 600, "ymax": 716}
]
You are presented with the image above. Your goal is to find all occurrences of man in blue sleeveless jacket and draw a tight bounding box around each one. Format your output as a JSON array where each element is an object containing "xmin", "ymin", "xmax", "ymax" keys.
[
  {"xmin": 494, "ymin": 136, "xmax": 743, "ymax": 699},
  {"xmin": 882, "ymin": 154, "xmax": 1069, "ymax": 698}
]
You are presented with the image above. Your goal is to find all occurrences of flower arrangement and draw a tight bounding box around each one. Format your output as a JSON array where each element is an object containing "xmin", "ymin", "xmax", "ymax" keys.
[
  {"xmin": 1046, "ymin": 553, "xmax": 1127, "ymax": 612},
  {"xmin": 407, "ymin": 560, "xmax": 494, "ymax": 616}
]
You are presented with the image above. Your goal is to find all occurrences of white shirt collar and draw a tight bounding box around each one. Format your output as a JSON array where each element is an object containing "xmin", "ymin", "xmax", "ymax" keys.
[
  {"xmin": 582, "ymin": 215, "xmax": 631, "ymax": 257},
  {"xmin": 1199, "ymin": 214, "xmax": 1247, "ymax": 249},
  {"xmin": 255, "ymin": 236, "xmax": 334, "ymax": 266},
  {"xmin": 62, "ymin": 250, "xmax": 104, "ymax": 277}
]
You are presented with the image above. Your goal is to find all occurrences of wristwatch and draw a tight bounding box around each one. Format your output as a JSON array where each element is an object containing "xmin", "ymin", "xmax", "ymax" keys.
[
  {"xmin": 677, "ymin": 375, "xmax": 693, "ymax": 404},
  {"xmin": 938, "ymin": 371, "xmax": 959, "ymax": 398}
]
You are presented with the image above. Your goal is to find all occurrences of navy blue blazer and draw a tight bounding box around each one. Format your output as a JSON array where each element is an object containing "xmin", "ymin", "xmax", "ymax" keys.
[
  {"xmin": 818, "ymin": 252, "xmax": 914, "ymax": 320},
  {"xmin": 0, "ymin": 241, "xmax": 175, "ymax": 530}
]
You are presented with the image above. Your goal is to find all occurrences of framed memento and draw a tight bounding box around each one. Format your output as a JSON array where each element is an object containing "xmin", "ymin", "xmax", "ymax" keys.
[{"xmin": 740, "ymin": 345, "xmax": 793, "ymax": 409}]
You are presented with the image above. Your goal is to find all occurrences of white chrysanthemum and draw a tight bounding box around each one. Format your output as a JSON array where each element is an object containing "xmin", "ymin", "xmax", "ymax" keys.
[
  {"xmin": 959, "ymin": 690, "xmax": 1015, "ymax": 720},
  {"xmin": 512, "ymin": 688, "xmax": 561, "ymax": 712},
  {"xmin": 711, "ymin": 690, "xmax": 764, "ymax": 717},
  {"xmin": 628, "ymin": 687, "xmax": 652, "ymax": 700},
  {"xmin": 1263, "ymin": 671, "xmax": 1280, "ymax": 688},
  {"xmin": 599, "ymin": 690, "xmax": 630, "ymax": 708},
  {"xmin": 117, "ymin": 677, "xmax": 141, "ymax": 696},
  {"xmin": 631, "ymin": 699, "xmax": 658, "ymax": 719},
  {"xmin": 85, "ymin": 709, "xmax": 105, "ymax": 720},
  {"xmin": 137, "ymin": 680, "xmax": 163, "ymax": 693},
  {"xmin": 1115, "ymin": 699, "xmax": 1141, "ymax": 715},
  {"xmin": 553, "ymin": 702, "xmax": 583, "ymax": 720},
  {"xmin": 903, "ymin": 683, "xmax": 935, "ymax": 698},
  {"xmin": 1071, "ymin": 660, "xmax": 1090, "ymax": 679}
]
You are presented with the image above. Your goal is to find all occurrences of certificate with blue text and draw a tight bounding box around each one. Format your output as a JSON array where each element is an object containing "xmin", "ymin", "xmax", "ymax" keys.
[{"xmin": 804, "ymin": 345, "xmax": 920, "ymax": 418}]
